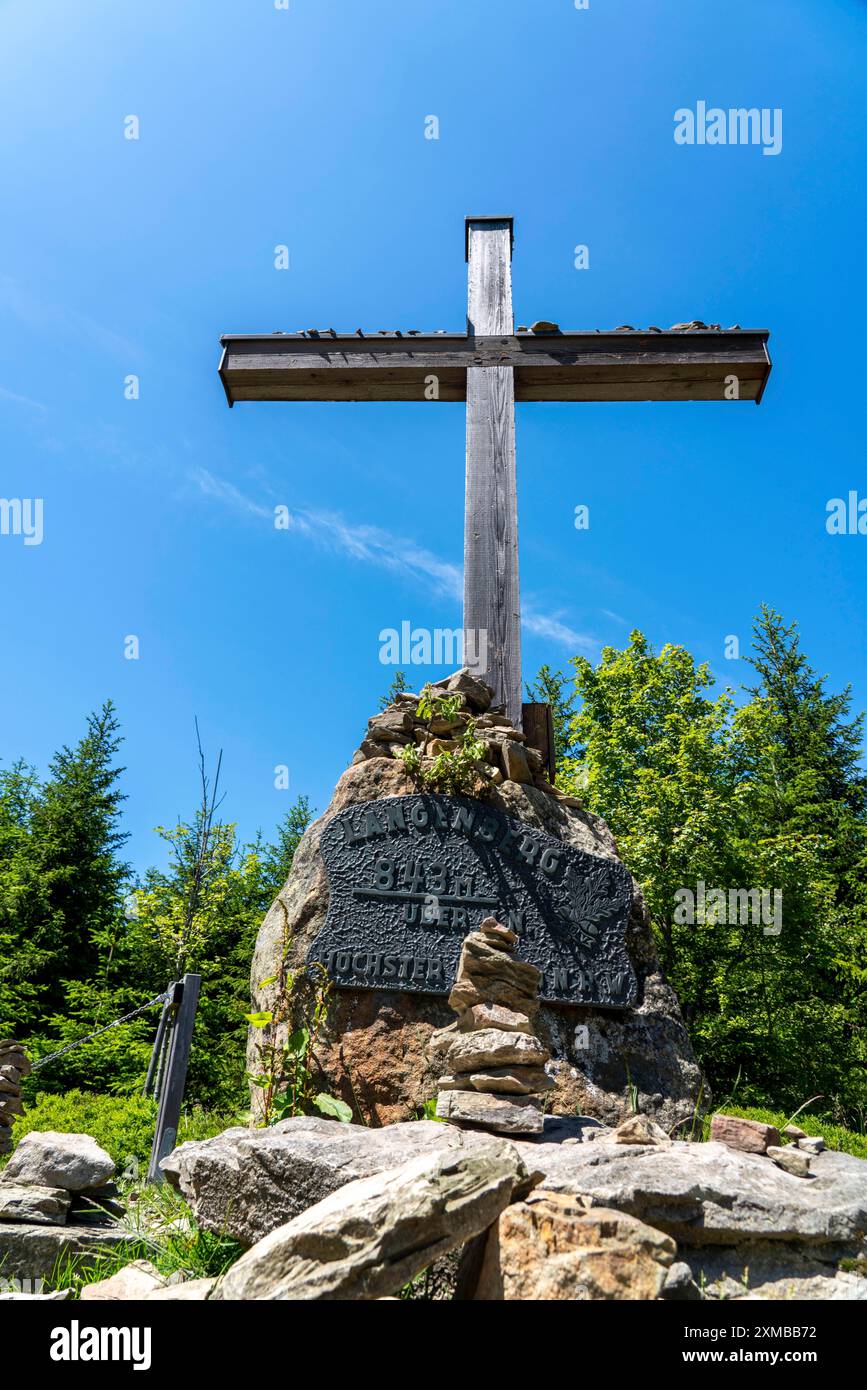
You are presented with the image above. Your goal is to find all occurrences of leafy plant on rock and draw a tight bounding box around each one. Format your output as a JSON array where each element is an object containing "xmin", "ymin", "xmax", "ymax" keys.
[
  {"xmin": 247, "ymin": 905, "xmax": 351, "ymax": 1127},
  {"xmin": 397, "ymin": 686, "xmax": 489, "ymax": 795}
]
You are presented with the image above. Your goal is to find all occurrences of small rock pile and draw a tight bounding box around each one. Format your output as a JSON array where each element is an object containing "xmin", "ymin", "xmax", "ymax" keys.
[
  {"xmin": 709, "ymin": 1113, "xmax": 823, "ymax": 1180},
  {"xmin": 354, "ymin": 670, "xmax": 581, "ymax": 806},
  {"xmin": 433, "ymin": 916, "xmax": 552, "ymax": 1135},
  {"xmin": 0, "ymin": 1131, "xmax": 123, "ymax": 1230},
  {"xmin": 0, "ymin": 1041, "xmax": 27, "ymax": 1156}
]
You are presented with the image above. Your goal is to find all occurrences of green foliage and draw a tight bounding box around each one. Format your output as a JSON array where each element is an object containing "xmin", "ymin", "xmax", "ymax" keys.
[
  {"xmin": 7, "ymin": 1091, "xmax": 157, "ymax": 1170},
  {"xmin": 0, "ymin": 703, "xmax": 129, "ymax": 1039},
  {"xmin": 526, "ymin": 664, "xmax": 581, "ymax": 775},
  {"xmin": 2, "ymin": 704, "xmax": 313, "ymax": 1113},
  {"xmin": 379, "ymin": 669, "xmax": 410, "ymax": 710},
  {"xmin": 398, "ymin": 686, "xmax": 489, "ymax": 795},
  {"xmin": 49, "ymin": 1183, "xmax": 243, "ymax": 1296},
  {"xmin": 248, "ymin": 935, "xmax": 351, "ymax": 1125},
  {"xmin": 567, "ymin": 614, "xmax": 867, "ymax": 1126},
  {"xmin": 5, "ymin": 1090, "xmax": 237, "ymax": 1172}
]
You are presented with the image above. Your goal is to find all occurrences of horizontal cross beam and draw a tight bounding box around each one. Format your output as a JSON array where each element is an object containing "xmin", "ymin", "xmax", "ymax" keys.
[{"xmin": 218, "ymin": 330, "xmax": 771, "ymax": 405}]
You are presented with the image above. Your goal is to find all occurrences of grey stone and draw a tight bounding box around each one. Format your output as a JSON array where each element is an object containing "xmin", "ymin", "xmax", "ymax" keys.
[
  {"xmin": 0, "ymin": 1185, "xmax": 70, "ymax": 1226},
  {"xmin": 0, "ymin": 1048, "xmax": 30, "ymax": 1079},
  {"xmin": 798, "ymin": 1135, "xmax": 826, "ymax": 1155},
  {"xmin": 661, "ymin": 1260, "xmax": 702, "ymax": 1300},
  {"xmin": 80, "ymin": 1260, "xmax": 166, "ymax": 1301},
  {"xmin": 682, "ymin": 1242, "xmax": 867, "ymax": 1301},
  {"xmin": 612, "ymin": 1115, "xmax": 672, "ymax": 1146},
  {"xmin": 462, "ymin": 1067, "xmax": 555, "ymax": 1096},
  {"xmin": 212, "ymin": 1142, "xmax": 528, "ymax": 1301},
  {"xmin": 162, "ymin": 1116, "xmax": 512, "ymax": 1248},
  {"xmin": 367, "ymin": 711, "xmax": 412, "ymax": 742},
  {"xmin": 509, "ymin": 1137, "xmax": 867, "ymax": 1247},
  {"xmin": 767, "ymin": 1145, "xmax": 812, "ymax": 1178},
  {"xmin": 0, "ymin": 1222, "xmax": 132, "ymax": 1281},
  {"xmin": 1, "ymin": 1131, "xmax": 115, "ymax": 1192},
  {"xmin": 460, "ymin": 1003, "xmax": 532, "ymax": 1033},
  {"xmin": 502, "ymin": 740, "xmax": 531, "ymax": 784},
  {"xmin": 436, "ymin": 1090, "xmax": 545, "ymax": 1135},
  {"xmin": 142, "ymin": 1277, "xmax": 216, "ymax": 1301},
  {"xmin": 439, "ymin": 671, "xmax": 494, "ymax": 712},
  {"xmin": 445, "ymin": 1028, "xmax": 549, "ymax": 1073},
  {"xmin": 0, "ymin": 1287, "xmax": 72, "ymax": 1301}
]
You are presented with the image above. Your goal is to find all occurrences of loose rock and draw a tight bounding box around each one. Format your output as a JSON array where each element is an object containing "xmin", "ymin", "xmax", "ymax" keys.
[
  {"xmin": 436, "ymin": 1090, "xmax": 545, "ymax": 1134},
  {"xmin": 709, "ymin": 1114, "xmax": 780, "ymax": 1154},
  {"xmin": 0, "ymin": 1185, "xmax": 70, "ymax": 1227},
  {"xmin": 80, "ymin": 1260, "xmax": 167, "ymax": 1301},
  {"xmin": 162, "ymin": 1116, "xmax": 511, "ymax": 1248},
  {"xmin": 1, "ymin": 1132, "xmax": 115, "ymax": 1193},
  {"xmin": 767, "ymin": 1145, "xmax": 812, "ymax": 1179},
  {"xmin": 612, "ymin": 1114, "xmax": 672, "ymax": 1146}
]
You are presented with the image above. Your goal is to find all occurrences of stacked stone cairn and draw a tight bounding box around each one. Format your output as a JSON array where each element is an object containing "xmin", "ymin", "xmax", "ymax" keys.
[
  {"xmin": 353, "ymin": 669, "xmax": 582, "ymax": 806},
  {"xmin": 0, "ymin": 1041, "xmax": 27, "ymax": 1156},
  {"xmin": 0, "ymin": 1130, "xmax": 123, "ymax": 1232},
  {"xmin": 433, "ymin": 917, "xmax": 553, "ymax": 1136}
]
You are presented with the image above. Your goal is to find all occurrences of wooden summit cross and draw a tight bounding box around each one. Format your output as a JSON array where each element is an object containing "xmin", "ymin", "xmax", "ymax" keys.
[{"xmin": 219, "ymin": 216, "xmax": 771, "ymax": 732}]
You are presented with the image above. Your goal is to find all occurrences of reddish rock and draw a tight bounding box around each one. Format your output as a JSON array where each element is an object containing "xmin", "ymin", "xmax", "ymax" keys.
[{"xmin": 710, "ymin": 1114, "xmax": 780, "ymax": 1154}]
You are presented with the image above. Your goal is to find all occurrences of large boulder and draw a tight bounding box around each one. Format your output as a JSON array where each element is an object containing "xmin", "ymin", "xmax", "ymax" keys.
[
  {"xmin": 211, "ymin": 1143, "xmax": 530, "ymax": 1301},
  {"xmin": 1, "ymin": 1132, "xmax": 114, "ymax": 1193},
  {"xmin": 471, "ymin": 1191, "xmax": 677, "ymax": 1300},
  {"xmin": 162, "ymin": 1115, "xmax": 520, "ymax": 1248},
  {"xmin": 248, "ymin": 756, "xmax": 702, "ymax": 1128}
]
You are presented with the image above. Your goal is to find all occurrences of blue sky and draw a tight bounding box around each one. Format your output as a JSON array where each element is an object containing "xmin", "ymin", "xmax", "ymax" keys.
[{"xmin": 1, "ymin": 0, "xmax": 865, "ymax": 874}]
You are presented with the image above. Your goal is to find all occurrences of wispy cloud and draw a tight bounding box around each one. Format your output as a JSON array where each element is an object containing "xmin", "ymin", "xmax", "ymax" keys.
[
  {"xmin": 522, "ymin": 604, "xmax": 597, "ymax": 653},
  {"xmin": 192, "ymin": 466, "xmax": 463, "ymax": 600},
  {"xmin": 192, "ymin": 468, "xmax": 592, "ymax": 650},
  {"xmin": 0, "ymin": 275, "xmax": 142, "ymax": 362},
  {"xmin": 0, "ymin": 384, "xmax": 46, "ymax": 413},
  {"xmin": 191, "ymin": 467, "xmax": 272, "ymax": 521},
  {"xmin": 601, "ymin": 608, "xmax": 629, "ymax": 627}
]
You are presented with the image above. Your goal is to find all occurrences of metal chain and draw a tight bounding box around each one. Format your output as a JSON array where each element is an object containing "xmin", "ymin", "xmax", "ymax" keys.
[{"xmin": 31, "ymin": 990, "xmax": 173, "ymax": 1071}]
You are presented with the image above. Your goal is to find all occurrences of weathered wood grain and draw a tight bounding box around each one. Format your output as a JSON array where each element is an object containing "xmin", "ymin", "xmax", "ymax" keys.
[
  {"xmin": 219, "ymin": 332, "xmax": 771, "ymax": 404},
  {"xmin": 522, "ymin": 702, "xmax": 557, "ymax": 783},
  {"xmin": 464, "ymin": 220, "xmax": 522, "ymax": 728}
]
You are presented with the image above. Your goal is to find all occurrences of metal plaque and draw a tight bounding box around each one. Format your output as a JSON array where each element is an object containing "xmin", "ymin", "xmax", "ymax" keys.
[{"xmin": 307, "ymin": 794, "xmax": 636, "ymax": 1008}]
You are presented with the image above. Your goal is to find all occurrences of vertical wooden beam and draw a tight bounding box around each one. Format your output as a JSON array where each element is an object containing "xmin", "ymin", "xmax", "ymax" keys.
[
  {"xmin": 146, "ymin": 973, "xmax": 201, "ymax": 1183},
  {"xmin": 464, "ymin": 217, "xmax": 522, "ymax": 727},
  {"xmin": 522, "ymin": 702, "xmax": 557, "ymax": 784}
]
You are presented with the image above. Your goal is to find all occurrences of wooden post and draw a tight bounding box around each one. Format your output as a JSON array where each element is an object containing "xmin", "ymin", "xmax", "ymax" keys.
[
  {"xmin": 142, "ymin": 989, "xmax": 173, "ymax": 1099},
  {"xmin": 464, "ymin": 217, "xmax": 522, "ymax": 728},
  {"xmin": 522, "ymin": 702, "xmax": 557, "ymax": 784},
  {"xmin": 146, "ymin": 973, "xmax": 201, "ymax": 1183}
]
